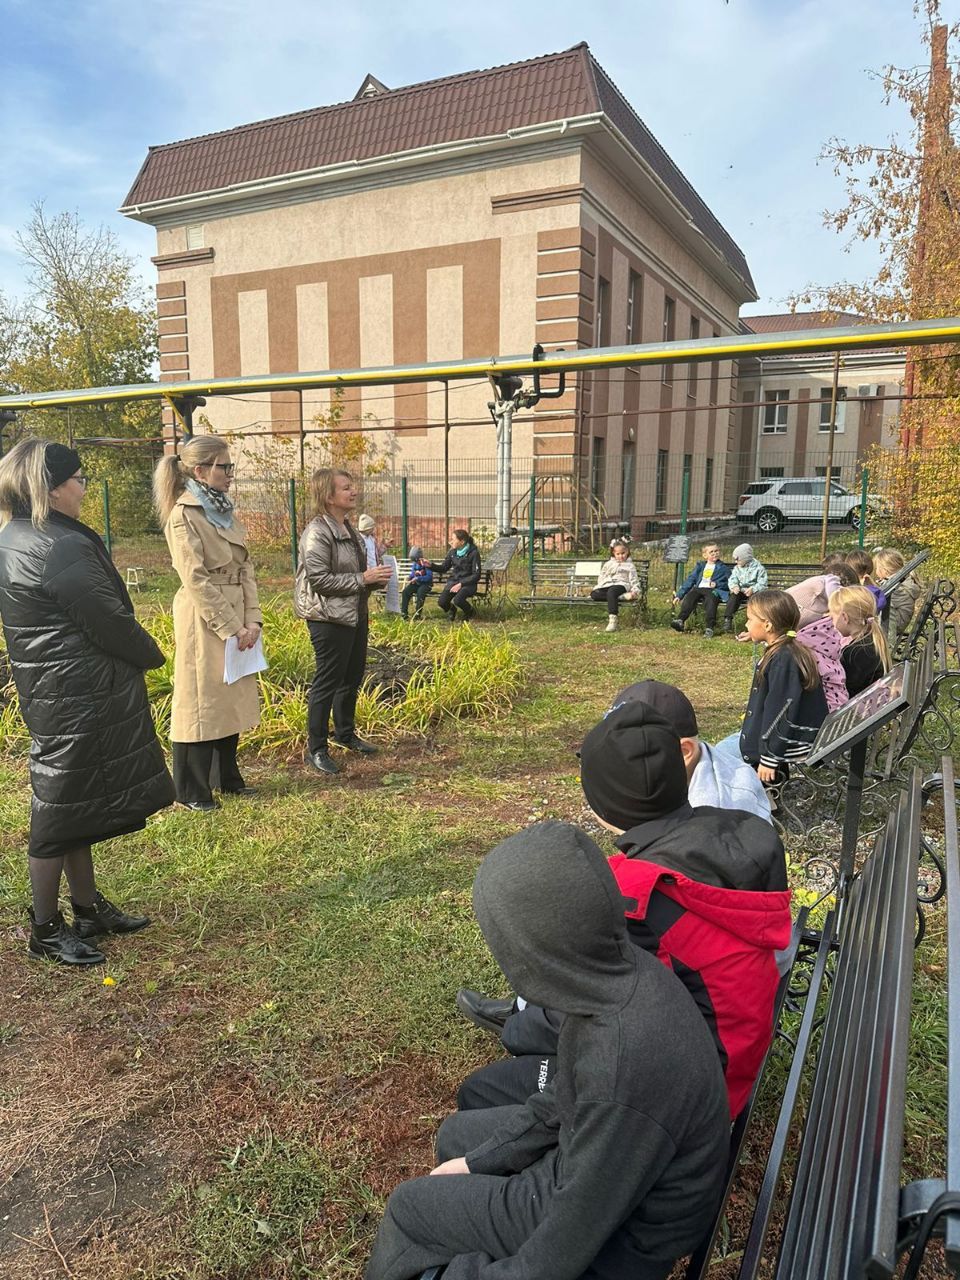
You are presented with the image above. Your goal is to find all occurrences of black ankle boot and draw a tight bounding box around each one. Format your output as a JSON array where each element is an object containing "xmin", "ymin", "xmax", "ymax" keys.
[
  {"xmin": 29, "ymin": 909, "xmax": 106, "ymax": 965},
  {"xmin": 72, "ymin": 891, "xmax": 151, "ymax": 940}
]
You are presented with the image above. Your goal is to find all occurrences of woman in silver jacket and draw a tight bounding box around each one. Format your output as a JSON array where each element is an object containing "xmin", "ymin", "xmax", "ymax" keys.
[{"xmin": 295, "ymin": 469, "xmax": 392, "ymax": 775}]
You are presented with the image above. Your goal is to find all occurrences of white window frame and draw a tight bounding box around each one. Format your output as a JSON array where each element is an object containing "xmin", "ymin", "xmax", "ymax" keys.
[
  {"xmin": 818, "ymin": 386, "xmax": 847, "ymax": 432},
  {"xmin": 762, "ymin": 390, "xmax": 789, "ymax": 434}
]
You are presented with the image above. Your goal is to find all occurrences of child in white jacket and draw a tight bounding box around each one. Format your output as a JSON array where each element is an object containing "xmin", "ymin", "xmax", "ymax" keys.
[
  {"xmin": 723, "ymin": 543, "xmax": 768, "ymax": 633},
  {"xmin": 591, "ymin": 539, "xmax": 641, "ymax": 632}
]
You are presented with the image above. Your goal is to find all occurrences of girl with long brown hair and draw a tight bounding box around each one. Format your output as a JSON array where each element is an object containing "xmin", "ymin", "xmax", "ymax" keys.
[{"xmin": 739, "ymin": 590, "xmax": 828, "ymax": 783}]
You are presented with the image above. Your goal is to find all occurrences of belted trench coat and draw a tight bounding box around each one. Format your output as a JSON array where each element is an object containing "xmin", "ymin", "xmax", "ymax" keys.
[{"xmin": 165, "ymin": 492, "xmax": 263, "ymax": 743}]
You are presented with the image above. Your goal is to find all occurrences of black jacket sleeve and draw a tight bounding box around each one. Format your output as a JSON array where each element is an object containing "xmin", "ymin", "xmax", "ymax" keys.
[
  {"xmin": 841, "ymin": 638, "xmax": 883, "ymax": 696},
  {"xmin": 756, "ymin": 651, "xmax": 804, "ymax": 768},
  {"xmin": 42, "ymin": 535, "xmax": 165, "ymax": 670}
]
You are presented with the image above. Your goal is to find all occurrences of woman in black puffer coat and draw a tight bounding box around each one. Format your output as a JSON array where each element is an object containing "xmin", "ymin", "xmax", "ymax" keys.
[{"xmin": 0, "ymin": 439, "xmax": 174, "ymax": 966}]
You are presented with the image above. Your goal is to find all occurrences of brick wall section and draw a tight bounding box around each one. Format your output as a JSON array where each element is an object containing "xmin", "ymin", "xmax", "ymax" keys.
[{"xmin": 532, "ymin": 226, "xmax": 593, "ymax": 467}]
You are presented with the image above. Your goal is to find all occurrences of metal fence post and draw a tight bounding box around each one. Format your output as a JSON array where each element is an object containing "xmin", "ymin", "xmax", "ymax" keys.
[
  {"xmin": 858, "ymin": 467, "xmax": 869, "ymax": 548},
  {"xmin": 401, "ymin": 477, "xmax": 409, "ymax": 557},
  {"xmin": 528, "ymin": 474, "xmax": 536, "ymax": 583},
  {"xmin": 288, "ymin": 477, "xmax": 298, "ymax": 576},
  {"xmin": 674, "ymin": 469, "xmax": 690, "ymax": 595},
  {"xmin": 102, "ymin": 479, "xmax": 112, "ymax": 558}
]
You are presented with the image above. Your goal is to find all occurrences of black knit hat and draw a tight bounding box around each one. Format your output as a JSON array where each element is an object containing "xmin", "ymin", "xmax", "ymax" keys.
[
  {"xmin": 45, "ymin": 443, "xmax": 83, "ymax": 490},
  {"xmin": 580, "ymin": 700, "xmax": 689, "ymax": 830},
  {"xmin": 610, "ymin": 680, "xmax": 699, "ymax": 738}
]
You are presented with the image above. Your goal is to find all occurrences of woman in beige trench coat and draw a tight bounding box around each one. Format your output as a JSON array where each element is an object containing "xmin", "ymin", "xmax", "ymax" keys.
[{"xmin": 153, "ymin": 435, "xmax": 263, "ymax": 811}]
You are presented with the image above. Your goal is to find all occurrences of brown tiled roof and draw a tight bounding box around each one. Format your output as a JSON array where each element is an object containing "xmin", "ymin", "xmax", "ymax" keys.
[
  {"xmin": 123, "ymin": 43, "xmax": 753, "ymax": 290},
  {"xmin": 742, "ymin": 311, "xmax": 865, "ymax": 333}
]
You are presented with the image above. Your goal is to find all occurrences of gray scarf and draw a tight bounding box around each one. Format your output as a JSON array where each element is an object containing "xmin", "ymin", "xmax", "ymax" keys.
[{"xmin": 186, "ymin": 478, "xmax": 234, "ymax": 529}]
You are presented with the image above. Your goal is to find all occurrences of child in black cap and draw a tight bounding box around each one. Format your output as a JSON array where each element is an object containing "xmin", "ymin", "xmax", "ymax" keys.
[{"xmin": 456, "ymin": 699, "xmax": 791, "ymax": 1120}]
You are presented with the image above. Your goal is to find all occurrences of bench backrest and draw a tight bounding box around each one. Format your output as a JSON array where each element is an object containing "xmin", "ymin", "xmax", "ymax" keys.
[
  {"xmin": 775, "ymin": 773, "xmax": 921, "ymax": 1279},
  {"xmin": 763, "ymin": 562, "xmax": 821, "ymax": 591}
]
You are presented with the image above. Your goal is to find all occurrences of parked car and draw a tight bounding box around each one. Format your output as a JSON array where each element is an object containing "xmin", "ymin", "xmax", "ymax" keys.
[{"xmin": 736, "ymin": 477, "xmax": 888, "ymax": 534}]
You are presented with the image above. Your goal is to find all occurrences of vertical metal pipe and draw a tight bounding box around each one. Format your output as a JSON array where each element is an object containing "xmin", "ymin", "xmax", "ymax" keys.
[
  {"xmin": 858, "ymin": 467, "xmax": 869, "ymax": 549},
  {"xmin": 819, "ymin": 352, "xmax": 841, "ymax": 561},
  {"xmin": 674, "ymin": 468, "xmax": 690, "ymax": 594},
  {"xmin": 528, "ymin": 473, "xmax": 536, "ymax": 583},
  {"xmin": 288, "ymin": 476, "xmax": 298, "ymax": 577},
  {"xmin": 102, "ymin": 479, "xmax": 112, "ymax": 558},
  {"xmin": 401, "ymin": 476, "xmax": 409, "ymax": 557},
  {"xmin": 298, "ymin": 389, "xmax": 306, "ymax": 474},
  {"xmin": 443, "ymin": 381, "xmax": 450, "ymax": 546}
]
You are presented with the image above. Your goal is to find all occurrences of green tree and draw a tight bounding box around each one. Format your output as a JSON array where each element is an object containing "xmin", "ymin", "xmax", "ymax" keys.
[
  {"xmin": 795, "ymin": 1, "xmax": 960, "ymax": 568},
  {"xmin": 0, "ymin": 206, "xmax": 161, "ymax": 536}
]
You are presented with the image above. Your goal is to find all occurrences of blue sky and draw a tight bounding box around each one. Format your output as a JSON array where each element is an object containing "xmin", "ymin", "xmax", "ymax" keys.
[{"xmin": 0, "ymin": 0, "xmax": 955, "ymax": 314}]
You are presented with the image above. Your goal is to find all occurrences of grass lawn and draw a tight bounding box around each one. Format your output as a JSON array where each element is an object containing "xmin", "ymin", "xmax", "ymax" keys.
[{"xmin": 0, "ymin": 551, "xmax": 947, "ymax": 1279}]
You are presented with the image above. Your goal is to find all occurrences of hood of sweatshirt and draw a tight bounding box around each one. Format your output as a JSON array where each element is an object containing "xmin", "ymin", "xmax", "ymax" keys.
[
  {"xmin": 472, "ymin": 820, "xmax": 637, "ymax": 1017},
  {"xmin": 609, "ymin": 855, "xmax": 792, "ymax": 951},
  {"xmin": 617, "ymin": 805, "xmax": 787, "ymax": 892}
]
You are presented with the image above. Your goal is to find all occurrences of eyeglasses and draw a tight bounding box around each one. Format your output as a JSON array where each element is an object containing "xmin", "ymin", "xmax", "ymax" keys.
[
  {"xmin": 199, "ymin": 462, "xmax": 236, "ymax": 476},
  {"xmin": 72, "ymin": 475, "xmax": 89, "ymax": 488}
]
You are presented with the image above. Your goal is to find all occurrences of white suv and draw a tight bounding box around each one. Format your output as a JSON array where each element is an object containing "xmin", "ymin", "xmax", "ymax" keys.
[{"xmin": 736, "ymin": 477, "xmax": 878, "ymax": 534}]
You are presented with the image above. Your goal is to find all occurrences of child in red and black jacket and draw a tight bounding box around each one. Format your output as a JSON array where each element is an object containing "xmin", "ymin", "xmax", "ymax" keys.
[{"xmin": 455, "ymin": 700, "xmax": 792, "ymax": 1120}]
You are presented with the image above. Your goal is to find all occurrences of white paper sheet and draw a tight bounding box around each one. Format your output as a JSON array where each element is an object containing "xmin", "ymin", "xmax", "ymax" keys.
[
  {"xmin": 223, "ymin": 634, "xmax": 269, "ymax": 685},
  {"xmin": 382, "ymin": 554, "xmax": 401, "ymax": 614}
]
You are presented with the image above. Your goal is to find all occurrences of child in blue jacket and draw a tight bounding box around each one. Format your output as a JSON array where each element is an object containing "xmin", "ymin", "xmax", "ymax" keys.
[
  {"xmin": 723, "ymin": 543, "xmax": 768, "ymax": 633},
  {"xmin": 400, "ymin": 546, "xmax": 433, "ymax": 620},
  {"xmin": 671, "ymin": 542, "xmax": 731, "ymax": 637}
]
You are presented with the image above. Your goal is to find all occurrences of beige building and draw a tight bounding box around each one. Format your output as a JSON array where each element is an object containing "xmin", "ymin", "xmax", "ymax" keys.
[
  {"xmin": 122, "ymin": 43, "xmax": 757, "ymax": 531},
  {"xmin": 733, "ymin": 312, "xmax": 904, "ymax": 494}
]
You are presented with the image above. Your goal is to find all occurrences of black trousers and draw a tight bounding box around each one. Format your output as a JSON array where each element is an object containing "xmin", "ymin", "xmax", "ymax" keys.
[
  {"xmin": 307, "ymin": 618, "xmax": 368, "ymax": 753},
  {"xmin": 590, "ymin": 584, "xmax": 628, "ymax": 614},
  {"xmin": 172, "ymin": 735, "xmax": 244, "ymax": 805},
  {"xmin": 365, "ymin": 1105, "xmax": 674, "ymax": 1280},
  {"xmin": 401, "ymin": 582, "xmax": 431, "ymax": 617},
  {"xmin": 723, "ymin": 593, "xmax": 747, "ymax": 622},
  {"xmin": 458, "ymin": 1053, "xmax": 557, "ymax": 1110},
  {"xmin": 678, "ymin": 588, "xmax": 720, "ymax": 627},
  {"xmin": 437, "ymin": 582, "xmax": 477, "ymax": 618}
]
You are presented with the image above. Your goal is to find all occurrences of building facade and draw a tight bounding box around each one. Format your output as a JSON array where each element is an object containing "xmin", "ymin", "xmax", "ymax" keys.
[
  {"xmin": 733, "ymin": 312, "xmax": 904, "ymax": 495},
  {"xmin": 123, "ymin": 43, "xmax": 756, "ymax": 532}
]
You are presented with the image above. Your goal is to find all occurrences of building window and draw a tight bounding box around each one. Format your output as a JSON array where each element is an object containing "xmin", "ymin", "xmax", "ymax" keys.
[
  {"xmin": 688, "ymin": 317, "xmax": 699, "ymax": 396},
  {"xmin": 709, "ymin": 329, "xmax": 720, "ymax": 405},
  {"xmin": 704, "ymin": 456, "xmax": 714, "ymax": 509},
  {"xmin": 626, "ymin": 271, "xmax": 642, "ymax": 344},
  {"xmin": 186, "ymin": 224, "xmax": 205, "ymax": 250},
  {"xmin": 760, "ymin": 466, "xmax": 785, "ymax": 478},
  {"xmin": 819, "ymin": 386, "xmax": 847, "ymax": 431},
  {"xmin": 590, "ymin": 437, "xmax": 606, "ymax": 505},
  {"xmin": 596, "ymin": 277, "xmax": 610, "ymax": 349},
  {"xmin": 762, "ymin": 390, "xmax": 789, "ymax": 433},
  {"xmin": 662, "ymin": 296, "xmax": 675, "ymax": 384},
  {"xmin": 814, "ymin": 466, "xmax": 843, "ymax": 479},
  {"xmin": 655, "ymin": 448, "xmax": 669, "ymax": 512}
]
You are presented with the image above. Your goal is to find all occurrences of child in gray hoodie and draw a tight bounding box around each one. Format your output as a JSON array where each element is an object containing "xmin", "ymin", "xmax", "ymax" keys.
[
  {"xmin": 723, "ymin": 542, "xmax": 768, "ymax": 633},
  {"xmin": 365, "ymin": 822, "xmax": 728, "ymax": 1280}
]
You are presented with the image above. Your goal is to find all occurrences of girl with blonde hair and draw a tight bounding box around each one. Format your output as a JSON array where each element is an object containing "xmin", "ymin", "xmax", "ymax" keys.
[
  {"xmin": 873, "ymin": 547, "xmax": 922, "ymax": 637},
  {"xmin": 739, "ymin": 590, "xmax": 828, "ymax": 783},
  {"xmin": 829, "ymin": 585, "xmax": 890, "ymax": 696},
  {"xmin": 153, "ymin": 434, "xmax": 263, "ymax": 810},
  {"xmin": 0, "ymin": 438, "xmax": 173, "ymax": 964}
]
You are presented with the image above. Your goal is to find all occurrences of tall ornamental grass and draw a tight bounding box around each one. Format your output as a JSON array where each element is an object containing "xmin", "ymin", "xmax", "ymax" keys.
[{"xmin": 0, "ymin": 599, "xmax": 523, "ymax": 754}]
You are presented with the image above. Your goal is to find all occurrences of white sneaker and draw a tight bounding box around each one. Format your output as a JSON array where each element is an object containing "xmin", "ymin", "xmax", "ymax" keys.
[{"xmin": 605, "ymin": 615, "xmax": 618, "ymax": 633}]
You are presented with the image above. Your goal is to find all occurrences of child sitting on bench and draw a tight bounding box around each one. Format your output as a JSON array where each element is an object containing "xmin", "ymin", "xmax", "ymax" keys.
[
  {"xmin": 590, "ymin": 537, "xmax": 641, "ymax": 633},
  {"xmin": 365, "ymin": 821, "xmax": 729, "ymax": 1280}
]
